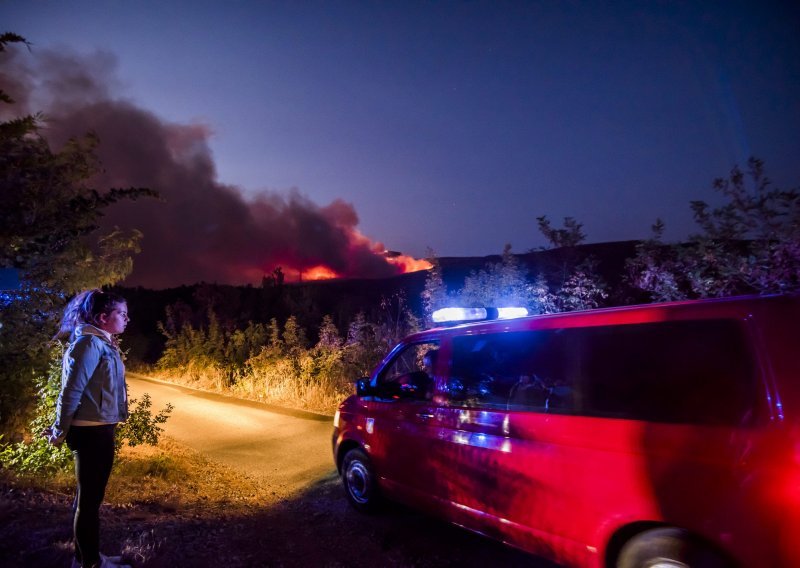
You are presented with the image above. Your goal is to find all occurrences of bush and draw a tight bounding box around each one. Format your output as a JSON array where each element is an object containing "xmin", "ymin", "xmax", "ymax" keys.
[
  {"xmin": 0, "ymin": 345, "xmax": 73, "ymax": 475},
  {"xmin": 116, "ymin": 394, "xmax": 173, "ymax": 454},
  {"xmin": 0, "ymin": 346, "xmax": 173, "ymax": 477}
]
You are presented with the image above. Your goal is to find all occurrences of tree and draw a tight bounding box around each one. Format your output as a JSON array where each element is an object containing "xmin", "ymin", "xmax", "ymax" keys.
[
  {"xmin": 316, "ymin": 315, "xmax": 343, "ymax": 351},
  {"xmin": 625, "ymin": 220, "xmax": 688, "ymax": 302},
  {"xmin": 534, "ymin": 216, "xmax": 608, "ymax": 311},
  {"xmin": 629, "ymin": 158, "xmax": 800, "ymax": 299},
  {"xmin": 421, "ymin": 249, "xmax": 449, "ymax": 325},
  {"xmin": 0, "ymin": 33, "xmax": 31, "ymax": 107},
  {"xmin": 556, "ymin": 258, "xmax": 608, "ymax": 311},
  {"xmin": 345, "ymin": 312, "xmax": 386, "ymax": 376},
  {"xmin": 458, "ymin": 244, "xmax": 538, "ymax": 309},
  {"xmin": 534, "ymin": 215, "xmax": 588, "ymax": 288},
  {"xmin": 380, "ymin": 290, "xmax": 420, "ymax": 345},
  {"xmin": 536, "ymin": 215, "xmax": 586, "ymax": 249},
  {"xmin": 0, "ymin": 37, "xmax": 156, "ymax": 432}
]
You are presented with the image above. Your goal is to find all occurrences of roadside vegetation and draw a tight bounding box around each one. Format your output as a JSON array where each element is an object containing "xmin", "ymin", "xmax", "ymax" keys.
[{"xmin": 152, "ymin": 309, "xmax": 416, "ymax": 414}]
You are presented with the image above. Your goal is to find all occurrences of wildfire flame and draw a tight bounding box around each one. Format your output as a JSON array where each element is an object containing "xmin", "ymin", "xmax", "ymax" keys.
[
  {"xmin": 386, "ymin": 254, "xmax": 433, "ymax": 273},
  {"xmin": 258, "ymin": 226, "xmax": 433, "ymax": 283},
  {"xmin": 295, "ymin": 254, "xmax": 431, "ymax": 281},
  {"xmin": 302, "ymin": 265, "xmax": 340, "ymax": 280}
]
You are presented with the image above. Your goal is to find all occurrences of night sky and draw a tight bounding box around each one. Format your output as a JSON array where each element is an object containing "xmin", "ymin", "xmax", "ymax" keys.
[{"xmin": 3, "ymin": 1, "xmax": 800, "ymax": 287}]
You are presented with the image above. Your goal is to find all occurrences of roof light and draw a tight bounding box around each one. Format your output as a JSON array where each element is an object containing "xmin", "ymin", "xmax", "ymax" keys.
[
  {"xmin": 432, "ymin": 307, "xmax": 487, "ymax": 323},
  {"xmin": 497, "ymin": 307, "xmax": 529, "ymax": 319},
  {"xmin": 431, "ymin": 307, "xmax": 529, "ymax": 324}
]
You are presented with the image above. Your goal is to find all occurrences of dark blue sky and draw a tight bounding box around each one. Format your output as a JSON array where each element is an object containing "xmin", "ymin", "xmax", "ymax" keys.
[{"xmin": 5, "ymin": 1, "xmax": 800, "ymax": 261}]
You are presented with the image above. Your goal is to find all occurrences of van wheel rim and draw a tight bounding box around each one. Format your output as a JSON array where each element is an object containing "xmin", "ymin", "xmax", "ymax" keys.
[
  {"xmin": 346, "ymin": 461, "xmax": 370, "ymax": 504},
  {"xmin": 648, "ymin": 561, "xmax": 688, "ymax": 568}
]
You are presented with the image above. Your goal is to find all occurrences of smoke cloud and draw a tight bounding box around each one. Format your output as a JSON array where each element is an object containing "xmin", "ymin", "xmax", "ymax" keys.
[{"xmin": 2, "ymin": 47, "xmax": 409, "ymax": 288}]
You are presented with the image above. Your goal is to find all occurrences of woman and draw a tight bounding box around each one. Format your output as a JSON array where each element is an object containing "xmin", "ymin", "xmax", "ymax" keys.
[{"xmin": 45, "ymin": 289, "xmax": 131, "ymax": 568}]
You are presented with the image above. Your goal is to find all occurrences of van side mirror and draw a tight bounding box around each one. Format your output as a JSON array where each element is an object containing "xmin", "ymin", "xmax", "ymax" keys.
[{"xmin": 356, "ymin": 378, "xmax": 373, "ymax": 396}]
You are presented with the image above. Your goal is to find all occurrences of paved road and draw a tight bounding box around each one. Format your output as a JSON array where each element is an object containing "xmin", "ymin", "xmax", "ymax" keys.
[{"xmin": 127, "ymin": 373, "xmax": 336, "ymax": 496}]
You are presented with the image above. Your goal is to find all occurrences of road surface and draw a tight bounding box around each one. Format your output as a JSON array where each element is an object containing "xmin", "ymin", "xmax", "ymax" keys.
[{"xmin": 127, "ymin": 373, "xmax": 335, "ymax": 497}]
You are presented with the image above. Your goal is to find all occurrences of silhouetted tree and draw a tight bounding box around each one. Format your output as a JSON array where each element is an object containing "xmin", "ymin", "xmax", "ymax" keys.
[{"xmin": 629, "ymin": 158, "xmax": 800, "ymax": 299}]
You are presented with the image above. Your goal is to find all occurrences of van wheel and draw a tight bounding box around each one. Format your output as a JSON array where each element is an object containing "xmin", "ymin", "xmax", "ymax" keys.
[
  {"xmin": 617, "ymin": 528, "xmax": 730, "ymax": 568},
  {"xmin": 342, "ymin": 448, "xmax": 380, "ymax": 513}
]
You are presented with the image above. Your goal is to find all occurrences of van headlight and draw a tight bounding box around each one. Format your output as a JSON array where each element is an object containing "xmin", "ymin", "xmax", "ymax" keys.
[{"xmin": 333, "ymin": 410, "xmax": 341, "ymax": 428}]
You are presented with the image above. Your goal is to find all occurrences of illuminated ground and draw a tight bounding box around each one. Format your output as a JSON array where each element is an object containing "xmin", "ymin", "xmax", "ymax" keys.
[{"xmin": 0, "ymin": 376, "xmax": 555, "ymax": 567}]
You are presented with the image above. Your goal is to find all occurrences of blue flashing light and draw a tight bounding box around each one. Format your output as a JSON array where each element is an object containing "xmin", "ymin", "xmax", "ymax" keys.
[
  {"xmin": 432, "ymin": 307, "xmax": 487, "ymax": 323},
  {"xmin": 497, "ymin": 307, "xmax": 529, "ymax": 319},
  {"xmin": 432, "ymin": 306, "xmax": 529, "ymax": 324}
]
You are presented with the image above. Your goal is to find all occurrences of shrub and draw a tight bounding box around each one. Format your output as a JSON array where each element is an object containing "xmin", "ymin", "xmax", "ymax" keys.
[{"xmin": 0, "ymin": 346, "xmax": 173, "ymax": 477}]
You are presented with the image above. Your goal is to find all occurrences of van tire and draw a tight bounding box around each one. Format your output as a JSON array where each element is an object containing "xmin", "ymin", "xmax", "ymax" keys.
[
  {"xmin": 616, "ymin": 527, "xmax": 730, "ymax": 568},
  {"xmin": 342, "ymin": 448, "xmax": 381, "ymax": 513}
]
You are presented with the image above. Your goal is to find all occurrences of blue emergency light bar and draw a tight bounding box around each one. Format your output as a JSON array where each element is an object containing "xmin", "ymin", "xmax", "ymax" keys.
[{"xmin": 432, "ymin": 306, "xmax": 529, "ymax": 324}]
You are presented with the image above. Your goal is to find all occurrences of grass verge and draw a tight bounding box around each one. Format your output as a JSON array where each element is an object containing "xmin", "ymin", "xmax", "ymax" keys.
[{"xmin": 0, "ymin": 437, "xmax": 279, "ymax": 567}]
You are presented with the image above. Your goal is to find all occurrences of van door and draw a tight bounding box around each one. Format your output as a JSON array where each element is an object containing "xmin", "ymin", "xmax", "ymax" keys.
[
  {"xmin": 426, "ymin": 329, "xmax": 586, "ymax": 560},
  {"xmin": 361, "ymin": 341, "xmax": 441, "ymax": 505}
]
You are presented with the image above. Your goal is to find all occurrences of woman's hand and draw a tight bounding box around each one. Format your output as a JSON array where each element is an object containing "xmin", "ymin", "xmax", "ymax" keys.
[{"xmin": 41, "ymin": 426, "xmax": 66, "ymax": 447}]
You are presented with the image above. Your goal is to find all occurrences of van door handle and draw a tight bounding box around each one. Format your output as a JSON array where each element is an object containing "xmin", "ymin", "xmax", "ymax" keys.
[{"xmin": 417, "ymin": 411, "xmax": 435, "ymax": 420}]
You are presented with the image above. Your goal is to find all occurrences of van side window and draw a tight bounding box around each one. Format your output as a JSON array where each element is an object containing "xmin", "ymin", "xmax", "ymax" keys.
[
  {"xmin": 376, "ymin": 342, "xmax": 439, "ymax": 401},
  {"xmin": 447, "ymin": 320, "xmax": 757, "ymax": 425},
  {"xmin": 449, "ymin": 331, "xmax": 577, "ymax": 412},
  {"xmin": 580, "ymin": 319, "xmax": 756, "ymax": 425}
]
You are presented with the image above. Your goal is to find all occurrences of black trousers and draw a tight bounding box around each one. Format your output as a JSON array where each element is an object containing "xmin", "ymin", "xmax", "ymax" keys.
[{"xmin": 66, "ymin": 424, "xmax": 116, "ymax": 568}]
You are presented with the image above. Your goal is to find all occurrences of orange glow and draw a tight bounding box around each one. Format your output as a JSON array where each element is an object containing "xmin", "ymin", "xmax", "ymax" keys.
[
  {"xmin": 386, "ymin": 254, "xmax": 433, "ymax": 273},
  {"xmin": 303, "ymin": 265, "xmax": 340, "ymax": 280},
  {"xmin": 251, "ymin": 225, "xmax": 433, "ymax": 282}
]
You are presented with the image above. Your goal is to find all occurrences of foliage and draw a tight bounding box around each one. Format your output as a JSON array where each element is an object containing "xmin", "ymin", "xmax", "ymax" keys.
[
  {"xmin": 116, "ymin": 394, "xmax": 173, "ymax": 453},
  {"xmin": 0, "ymin": 36, "xmax": 169, "ymax": 478},
  {"xmin": 628, "ymin": 158, "xmax": 800, "ymax": 299},
  {"xmin": 154, "ymin": 305, "xmax": 421, "ymax": 413},
  {"xmin": 0, "ymin": 347, "xmax": 172, "ymax": 476},
  {"xmin": 422, "ymin": 218, "xmax": 608, "ymax": 319},
  {"xmin": 0, "ymin": 37, "xmax": 157, "ymax": 431},
  {"xmin": 0, "ymin": 347, "xmax": 72, "ymax": 475},
  {"xmin": 536, "ymin": 215, "xmax": 586, "ymax": 249},
  {"xmin": 380, "ymin": 290, "xmax": 421, "ymax": 345},
  {"xmin": 625, "ymin": 220, "xmax": 688, "ymax": 302},
  {"xmin": 344, "ymin": 312, "xmax": 389, "ymax": 377},
  {"xmin": 556, "ymin": 257, "xmax": 608, "ymax": 311},
  {"xmin": 420, "ymin": 249, "xmax": 448, "ymax": 324},
  {"xmin": 0, "ymin": 33, "xmax": 30, "ymax": 105}
]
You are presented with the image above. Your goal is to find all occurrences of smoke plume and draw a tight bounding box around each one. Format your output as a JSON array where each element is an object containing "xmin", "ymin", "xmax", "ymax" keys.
[{"xmin": 2, "ymin": 47, "xmax": 426, "ymax": 288}]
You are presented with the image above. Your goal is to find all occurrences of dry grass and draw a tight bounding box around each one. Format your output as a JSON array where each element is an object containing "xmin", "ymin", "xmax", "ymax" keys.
[
  {"xmin": 152, "ymin": 364, "xmax": 353, "ymax": 415},
  {"xmin": 5, "ymin": 437, "xmax": 274, "ymax": 511},
  {"xmin": 0, "ymin": 437, "xmax": 280, "ymax": 567},
  {"xmin": 110, "ymin": 438, "xmax": 276, "ymax": 510}
]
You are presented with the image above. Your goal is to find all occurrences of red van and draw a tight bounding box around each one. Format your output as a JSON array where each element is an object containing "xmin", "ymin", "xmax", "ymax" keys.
[{"xmin": 332, "ymin": 295, "xmax": 800, "ymax": 567}]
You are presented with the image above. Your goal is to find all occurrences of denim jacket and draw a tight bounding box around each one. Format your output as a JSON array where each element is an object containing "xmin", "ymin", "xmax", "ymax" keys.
[{"xmin": 54, "ymin": 324, "xmax": 128, "ymax": 433}]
